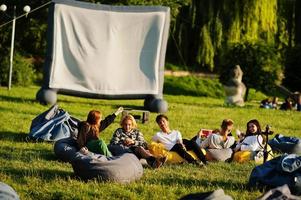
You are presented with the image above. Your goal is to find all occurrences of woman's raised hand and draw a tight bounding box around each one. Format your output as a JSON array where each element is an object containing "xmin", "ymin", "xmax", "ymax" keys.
[{"xmin": 114, "ymin": 107, "xmax": 124, "ymax": 116}]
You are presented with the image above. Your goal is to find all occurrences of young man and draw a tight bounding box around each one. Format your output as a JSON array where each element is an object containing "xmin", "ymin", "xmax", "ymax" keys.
[{"xmin": 153, "ymin": 114, "xmax": 207, "ymax": 166}]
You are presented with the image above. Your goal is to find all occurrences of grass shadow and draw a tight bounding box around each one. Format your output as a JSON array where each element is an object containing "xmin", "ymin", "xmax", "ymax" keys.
[
  {"xmin": 147, "ymin": 175, "xmax": 246, "ymax": 191},
  {"xmin": 0, "ymin": 131, "xmax": 29, "ymax": 142},
  {"xmin": 0, "ymin": 94, "xmax": 36, "ymax": 104},
  {"xmin": 112, "ymin": 104, "xmax": 146, "ymax": 110},
  {"xmin": 2, "ymin": 168, "xmax": 74, "ymax": 182},
  {"xmin": 0, "ymin": 143, "xmax": 57, "ymax": 162}
]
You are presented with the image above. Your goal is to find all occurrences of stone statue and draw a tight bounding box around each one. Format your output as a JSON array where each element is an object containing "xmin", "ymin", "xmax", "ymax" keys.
[{"xmin": 223, "ymin": 65, "xmax": 246, "ymax": 106}]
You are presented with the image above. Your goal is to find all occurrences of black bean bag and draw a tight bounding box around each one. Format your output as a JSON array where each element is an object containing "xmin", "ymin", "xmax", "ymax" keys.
[{"xmin": 54, "ymin": 137, "xmax": 143, "ymax": 183}]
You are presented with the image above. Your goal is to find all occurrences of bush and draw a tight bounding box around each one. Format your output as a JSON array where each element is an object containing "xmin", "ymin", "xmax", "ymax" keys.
[
  {"xmin": 163, "ymin": 76, "xmax": 224, "ymax": 98},
  {"xmin": 0, "ymin": 52, "xmax": 36, "ymax": 86}
]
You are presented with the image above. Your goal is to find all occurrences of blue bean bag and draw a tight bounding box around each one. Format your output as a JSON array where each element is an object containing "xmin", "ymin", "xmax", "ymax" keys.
[
  {"xmin": 268, "ymin": 134, "xmax": 301, "ymax": 154},
  {"xmin": 54, "ymin": 137, "xmax": 143, "ymax": 183}
]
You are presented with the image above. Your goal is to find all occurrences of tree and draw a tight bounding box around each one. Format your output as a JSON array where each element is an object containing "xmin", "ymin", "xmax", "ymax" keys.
[{"xmin": 170, "ymin": 0, "xmax": 279, "ymax": 71}]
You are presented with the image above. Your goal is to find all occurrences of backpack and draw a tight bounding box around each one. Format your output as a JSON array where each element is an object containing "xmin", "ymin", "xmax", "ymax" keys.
[
  {"xmin": 27, "ymin": 104, "xmax": 80, "ymax": 142},
  {"xmin": 248, "ymin": 154, "xmax": 301, "ymax": 195}
]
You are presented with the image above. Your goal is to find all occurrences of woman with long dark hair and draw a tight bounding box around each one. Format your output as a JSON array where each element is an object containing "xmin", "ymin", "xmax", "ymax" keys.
[{"xmin": 234, "ymin": 119, "xmax": 264, "ymax": 152}]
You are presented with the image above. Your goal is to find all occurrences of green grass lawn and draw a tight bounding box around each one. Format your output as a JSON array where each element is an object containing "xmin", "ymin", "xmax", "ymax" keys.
[{"xmin": 0, "ymin": 84, "xmax": 300, "ymax": 200}]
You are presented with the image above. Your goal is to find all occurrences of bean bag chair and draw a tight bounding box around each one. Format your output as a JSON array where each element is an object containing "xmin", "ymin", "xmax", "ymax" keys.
[
  {"xmin": 248, "ymin": 154, "xmax": 301, "ymax": 195},
  {"xmin": 205, "ymin": 148, "xmax": 233, "ymax": 162},
  {"xmin": 28, "ymin": 104, "xmax": 79, "ymax": 142},
  {"xmin": 54, "ymin": 137, "xmax": 143, "ymax": 183},
  {"xmin": 54, "ymin": 137, "xmax": 78, "ymax": 162},
  {"xmin": 233, "ymin": 146, "xmax": 273, "ymax": 164},
  {"xmin": 148, "ymin": 142, "xmax": 204, "ymax": 164},
  {"xmin": 0, "ymin": 182, "xmax": 19, "ymax": 200},
  {"xmin": 268, "ymin": 134, "xmax": 301, "ymax": 154}
]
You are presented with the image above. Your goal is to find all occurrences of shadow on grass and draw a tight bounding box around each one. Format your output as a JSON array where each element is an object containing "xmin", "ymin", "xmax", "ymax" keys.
[
  {"xmin": 169, "ymin": 100, "xmax": 258, "ymax": 110},
  {"xmin": 0, "ymin": 94, "xmax": 36, "ymax": 104},
  {"xmin": 0, "ymin": 131, "xmax": 56, "ymax": 145},
  {"xmin": 147, "ymin": 174, "xmax": 247, "ymax": 191},
  {"xmin": 2, "ymin": 168, "xmax": 74, "ymax": 182},
  {"xmin": 112, "ymin": 104, "xmax": 145, "ymax": 110},
  {"xmin": 172, "ymin": 101, "xmax": 224, "ymax": 108},
  {"xmin": 57, "ymin": 97, "xmax": 146, "ymax": 109},
  {"xmin": 0, "ymin": 131, "xmax": 29, "ymax": 142},
  {"xmin": 0, "ymin": 142, "xmax": 57, "ymax": 162}
]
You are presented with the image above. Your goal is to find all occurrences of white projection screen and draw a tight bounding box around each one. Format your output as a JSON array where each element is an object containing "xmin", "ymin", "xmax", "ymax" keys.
[{"xmin": 37, "ymin": 0, "xmax": 170, "ymax": 112}]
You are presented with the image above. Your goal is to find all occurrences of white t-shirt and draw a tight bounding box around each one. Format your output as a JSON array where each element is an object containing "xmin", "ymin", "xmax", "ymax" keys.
[
  {"xmin": 152, "ymin": 130, "xmax": 182, "ymax": 151},
  {"xmin": 240, "ymin": 135, "xmax": 264, "ymax": 151}
]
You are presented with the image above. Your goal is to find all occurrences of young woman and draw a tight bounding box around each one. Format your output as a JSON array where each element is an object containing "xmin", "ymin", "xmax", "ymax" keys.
[
  {"xmin": 152, "ymin": 114, "xmax": 207, "ymax": 166},
  {"xmin": 76, "ymin": 107, "xmax": 123, "ymax": 156},
  {"xmin": 199, "ymin": 119, "xmax": 235, "ymax": 150},
  {"xmin": 234, "ymin": 119, "xmax": 264, "ymax": 152},
  {"xmin": 109, "ymin": 114, "xmax": 166, "ymax": 168}
]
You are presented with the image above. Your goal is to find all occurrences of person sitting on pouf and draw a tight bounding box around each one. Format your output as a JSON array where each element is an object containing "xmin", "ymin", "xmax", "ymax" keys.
[
  {"xmin": 77, "ymin": 107, "xmax": 123, "ymax": 156},
  {"xmin": 109, "ymin": 114, "xmax": 166, "ymax": 168}
]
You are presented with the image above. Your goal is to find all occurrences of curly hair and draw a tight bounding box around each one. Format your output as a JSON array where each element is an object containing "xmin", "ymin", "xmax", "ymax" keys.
[{"xmin": 120, "ymin": 114, "xmax": 137, "ymax": 129}]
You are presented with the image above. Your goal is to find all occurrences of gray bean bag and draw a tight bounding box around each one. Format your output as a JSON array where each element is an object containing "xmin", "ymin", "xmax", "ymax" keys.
[
  {"xmin": 205, "ymin": 148, "xmax": 233, "ymax": 162},
  {"xmin": 54, "ymin": 137, "xmax": 143, "ymax": 183}
]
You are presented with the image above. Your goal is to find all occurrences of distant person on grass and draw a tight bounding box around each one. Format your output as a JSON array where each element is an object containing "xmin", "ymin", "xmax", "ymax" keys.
[
  {"xmin": 260, "ymin": 97, "xmax": 278, "ymax": 109},
  {"xmin": 280, "ymin": 97, "xmax": 293, "ymax": 110},
  {"xmin": 152, "ymin": 114, "xmax": 207, "ymax": 167},
  {"xmin": 198, "ymin": 119, "xmax": 235, "ymax": 150},
  {"xmin": 109, "ymin": 114, "xmax": 166, "ymax": 168},
  {"xmin": 76, "ymin": 107, "xmax": 123, "ymax": 156}
]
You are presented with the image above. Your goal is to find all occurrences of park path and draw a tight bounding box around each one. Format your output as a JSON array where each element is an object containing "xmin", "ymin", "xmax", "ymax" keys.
[{"xmin": 164, "ymin": 70, "xmax": 218, "ymax": 78}]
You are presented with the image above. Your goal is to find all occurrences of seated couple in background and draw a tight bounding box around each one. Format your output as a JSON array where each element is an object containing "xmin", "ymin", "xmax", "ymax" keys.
[{"xmin": 194, "ymin": 118, "xmax": 271, "ymax": 163}]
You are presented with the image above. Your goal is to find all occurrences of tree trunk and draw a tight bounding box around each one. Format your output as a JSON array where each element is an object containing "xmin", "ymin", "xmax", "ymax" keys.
[{"xmin": 244, "ymin": 87, "xmax": 249, "ymax": 102}]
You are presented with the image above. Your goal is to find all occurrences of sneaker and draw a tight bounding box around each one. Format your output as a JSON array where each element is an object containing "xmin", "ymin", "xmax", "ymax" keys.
[
  {"xmin": 160, "ymin": 156, "xmax": 168, "ymax": 165},
  {"xmin": 152, "ymin": 157, "xmax": 166, "ymax": 169}
]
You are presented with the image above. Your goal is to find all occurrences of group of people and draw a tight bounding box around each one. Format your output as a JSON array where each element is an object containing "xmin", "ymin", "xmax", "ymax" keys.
[
  {"xmin": 76, "ymin": 106, "xmax": 269, "ymax": 169},
  {"xmin": 260, "ymin": 93, "xmax": 301, "ymax": 111}
]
